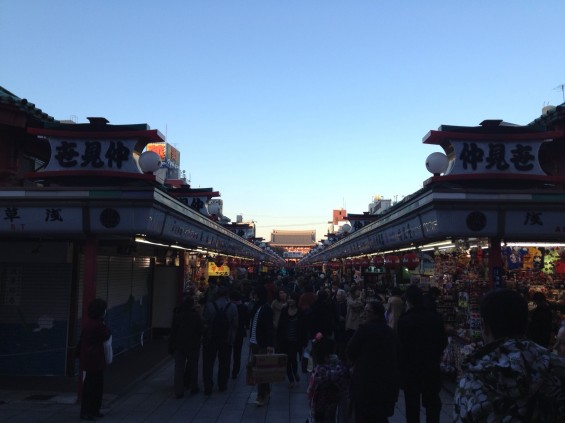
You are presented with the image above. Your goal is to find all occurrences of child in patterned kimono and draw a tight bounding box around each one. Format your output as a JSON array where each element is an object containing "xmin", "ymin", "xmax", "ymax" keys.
[{"xmin": 306, "ymin": 333, "xmax": 350, "ymax": 423}]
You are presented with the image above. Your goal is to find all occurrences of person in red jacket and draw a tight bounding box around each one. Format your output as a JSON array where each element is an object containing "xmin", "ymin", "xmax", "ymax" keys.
[{"xmin": 78, "ymin": 298, "xmax": 111, "ymax": 421}]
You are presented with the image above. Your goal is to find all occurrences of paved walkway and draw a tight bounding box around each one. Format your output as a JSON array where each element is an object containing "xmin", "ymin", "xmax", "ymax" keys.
[{"xmin": 0, "ymin": 341, "xmax": 455, "ymax": 422}]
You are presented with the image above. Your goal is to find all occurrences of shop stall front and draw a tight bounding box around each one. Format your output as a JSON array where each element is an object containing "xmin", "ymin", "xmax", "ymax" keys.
[
  {"xmin": 299, "ymin": 108, "xmax": 565, "ymax": 375},
  {"xmin": 0, "ymin": 95, "xmax": 283, "ymax": 377}
]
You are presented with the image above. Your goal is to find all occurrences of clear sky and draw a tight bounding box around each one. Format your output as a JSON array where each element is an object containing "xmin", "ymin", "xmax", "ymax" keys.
[{"xmin": 2, "ymin": 1, "xmax": 564, "ymax": 241}]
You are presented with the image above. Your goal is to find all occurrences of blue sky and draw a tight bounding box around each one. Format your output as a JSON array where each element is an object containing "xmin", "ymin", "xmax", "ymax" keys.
[{"xmin": 2, "ymin": 1, "xmax": 564, "ymax": 241}]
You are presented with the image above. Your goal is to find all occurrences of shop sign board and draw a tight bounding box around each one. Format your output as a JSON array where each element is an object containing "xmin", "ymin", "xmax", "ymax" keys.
[
  {"xmin": 208, "ymin": 262, "xmax": 230, "ymax": 276},
  {"xmin": 163, "ymin": 215, "xmax": 206, "ymax": 245},
  {"xmin": 44, "ymin": 138, "xmax": 141, "ymax": 173},
  {"xmin": 447, "ymin": 139, "xmax": 549, "ymax": 177},
  {"xmin": 0, "ymin": 206, "xmax": 82, "ymax": 233},
  {"xmin": 146, "ymin": 142, "xmax": 181, "ymax": 170},
  {"xmin": 504, "ymin": 210, "xmax": 565, "ymax": 239},
  {"xmin": 373, "ymin": 216, "xmax": 425, "ymax": 249},
  {"xmin": 89, "ymin": 207, "xmax": 165, "ymax": 234},
  {"xmin": 425, "ymin": 209, "xmax": 499, "ymax": 237}
]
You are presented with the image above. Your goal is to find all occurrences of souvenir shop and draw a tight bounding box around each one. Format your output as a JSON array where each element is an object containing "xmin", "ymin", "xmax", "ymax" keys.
[{"xmin": 302, "ymin": 110, "xmax": 565, "ymax": 375}]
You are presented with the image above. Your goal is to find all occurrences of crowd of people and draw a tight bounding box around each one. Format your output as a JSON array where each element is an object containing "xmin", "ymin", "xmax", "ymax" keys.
[{"xmin": 164, "ymin": 270, "xmax": 565, "ymax": 422}]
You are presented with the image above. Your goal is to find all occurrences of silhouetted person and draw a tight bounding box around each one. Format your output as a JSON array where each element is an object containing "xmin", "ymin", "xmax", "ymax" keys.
[
  {"xmin": 397, "ymin": 285, "xmax": 447, "ymax": 423},
  {"xmin": 348, "ymin": 300, "xmax": 399, "ymax": 423},
  {"xmin": 527, "ymin": 291, "xmax": 554, "ymax": 348},
  {"xmin": 169, "ymin": 294, "xmax": 204, "ymax": 398},
  {"xmin": 249, "ymin": 285, "xmax": 275, "ymax": 406},
  {"xmin": 454, "ymin": 288, "xmax": 565, "ymax": 421},
  {"xmin": 202, "ymin": 285, "xmax": 238, "ymax": 395},
  {"xmin": 230, "ymin": 289, "xmax": 248, "ymax": 379},
  {"xmin": 78, "ymin": 298, "xmax": 111, "ymax": 421}
]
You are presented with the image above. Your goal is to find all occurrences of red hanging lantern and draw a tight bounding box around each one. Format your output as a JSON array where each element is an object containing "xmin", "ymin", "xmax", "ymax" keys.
[
  {"xmin": 384, "ymin": 255, "xmax": 400, "ymax": 270},
  {"xmin": 402, "ymin": 253, "xmax": 420, "ymax": 270},
  {"xmin": 353, "ymin": 257, "xmax": 362, "ymax": 266},
  {"xmin": 345, "ymin": 259, "xmax": 353, "ymax": 267},
  {"xmin": 360, "ymin": 256, "xmax": 370, "ymax": 267},
  {"xmin": 372, "ymin": 256, "xmax": 385, "ymax": 267},
  {"xmin": 328, "ymin": 261, "xmax": 341, "ymax": 270}
]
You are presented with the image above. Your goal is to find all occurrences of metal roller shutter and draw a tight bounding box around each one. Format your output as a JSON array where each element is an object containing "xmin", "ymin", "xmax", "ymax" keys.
[
  {"xmin": 0, "ymin": 262, "xmax": 72, "ymax": 376},
  {"xmin": 78, "ymin": 255, "xmax": 152, "ymax": 358}
]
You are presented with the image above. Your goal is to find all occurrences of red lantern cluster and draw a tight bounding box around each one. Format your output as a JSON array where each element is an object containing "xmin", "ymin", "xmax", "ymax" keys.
[
  {"xmin": 372, "ymin": 256, "xmax": 385, "ymax": 267},
  {"xmin": 327, "ymin": 261, "xmax": 341, "ymax": 270},
  {"xmin": 402, "ymin": 253, "xmax": 420, "ymax": 270},
  {"xmin": 384, "ymin": 255, "xmax": 400, "ymax": 270}
]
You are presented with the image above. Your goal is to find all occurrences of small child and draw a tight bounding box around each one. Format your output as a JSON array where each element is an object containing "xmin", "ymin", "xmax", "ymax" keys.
[{"xmin": 306, "ymin": 333, "xmax": 350, "ymax": 423}]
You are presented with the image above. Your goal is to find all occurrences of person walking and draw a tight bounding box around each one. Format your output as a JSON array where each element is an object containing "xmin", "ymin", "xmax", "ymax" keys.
[
  {"xmin": 527, "ymin": 291, "xmax": 554, "ymax": 348},
  {"xmin": 271, "ymin": 289, "xmax": 288, "ymax": 341},
  {"xmin": 397, "ymin": 285, "xmax": 447, "ymax": 423},
  {"xmin": 345, "ymin": 285, "xmax": 365, "ymax": 347},
  {"xmin": 276, "ymin": 293, "xmax": 308, "ymax": 388},
  {"xmin": 308, "ymin": 289, "xmax": 337, "ymax": 340},
  {"xmin": 230, "ymin": 289, "xmax": 249, "ymax": 379},
  {"xmin": 202, "ymin": 285, "xmax": 238, "ymax": 395},
  {"xmin": 454, "ymin": 288, "xmax": 565, "ymax": 421},
  {"xmin": 299, "ymin": 284, "xmax": 317, "ymax": 372},
  {"xmin": 168, "ymin": 294, "xmax": 205, "ymax": 398},
  {"xmin": 333, "ymin": 289, "xmax": 348, "ymax": 361},
  {"xmin": 347, "ymin": 300, "xmax": 400, "ymax": 423},
  {"xmin": 386, "ymin": 287, "xmax": 404, "ymax": 333},
  {"xmin": 78, "ymin": 298, "xmax": 112, "ymax": 421},
  {"xmin": 249, "ymin": 285, "xmax": 275, "ymax": 406}
]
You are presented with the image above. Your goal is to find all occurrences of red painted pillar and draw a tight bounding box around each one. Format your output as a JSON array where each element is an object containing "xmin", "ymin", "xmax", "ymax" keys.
[
  {"xmin": 78, "ymin": 235, "xmax": 98, "ymax": 402},
  {"xmin": 82, "ymin": 235, "xmax": 98, "ymax": 322}
]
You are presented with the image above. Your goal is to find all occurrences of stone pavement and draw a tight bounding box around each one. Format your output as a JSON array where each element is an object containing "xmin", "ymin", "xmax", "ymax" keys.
[{"xmin": 0, "ymin": 340, "xmax": 455, "ymax": 422}]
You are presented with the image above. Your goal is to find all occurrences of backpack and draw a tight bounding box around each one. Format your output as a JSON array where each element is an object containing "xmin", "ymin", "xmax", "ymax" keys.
[{"xmin": 210, "ymin": 301, "xmax": 231, "ymax": 343}]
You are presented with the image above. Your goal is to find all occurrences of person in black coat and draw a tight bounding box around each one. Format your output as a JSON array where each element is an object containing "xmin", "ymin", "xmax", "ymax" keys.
[
  {"xmin": 527, "ymin": 291, "xmax": 554, "ymax": 348},
  {"xmin": 308, "ymin": 289, "xmax": 337, "ymax": 339},
  {"xmin": 276, "ymin": 293, "xmax": 308, "ymax": 387},
  {"xmin": 397, "ymin": 285, "xmax": 447, "ymax": 423},
  {"xmin": 333, "ymin": 289, "xmax": 348, "ymax": 361},
  {"xmin": 169, "ymin": 294, "xmax": 205, "ymax": 398},
  {"xmin": 249, "ymin": 285, "xmax": 275, "ymax": 406},
  {"xmin": 347, "ymin": 300, "xmax": 399, "ymax": 423},
  {"xmin": 79, "ymin": 298, "xmax": 112, "ymax": 421},
  {"xmin": 230, "ymin": 289, "xmax": 249, "ymax": 379}
]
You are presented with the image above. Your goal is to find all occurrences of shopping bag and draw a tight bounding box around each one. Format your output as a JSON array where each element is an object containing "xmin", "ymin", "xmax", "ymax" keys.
[
  {"xmin": 250, "ymin": 354, "xmax": 287, "ymax": 384},
  {"xmin": 103, "ymin": 335, "xmax": 113, "ymax": 364}
]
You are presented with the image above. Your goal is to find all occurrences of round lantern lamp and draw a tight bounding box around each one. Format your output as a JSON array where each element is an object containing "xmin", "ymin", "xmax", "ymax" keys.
[
  {"xmin": 138, "ymin": 151, "xmax": 162, "ymax": 173},
  {"xmin": 425, "ymin": 152, "xmax": 449, "ymax": 176}
]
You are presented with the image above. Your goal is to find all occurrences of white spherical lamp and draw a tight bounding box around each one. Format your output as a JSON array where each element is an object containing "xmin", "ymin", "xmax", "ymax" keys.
[
  {"xmin": 425, "ymin": 152, "xmax": 449, "ymax": 176},
  {"xmin": 341, "ymin": 223, "xmax": 352, "ymax": 233},
  {"xmin": 208, "ymin": 202, "xmax": 221, "ymax": 215},
  {"xmin": 139, "ymin": 151, "xmax": 162, "ymax": 173}
]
